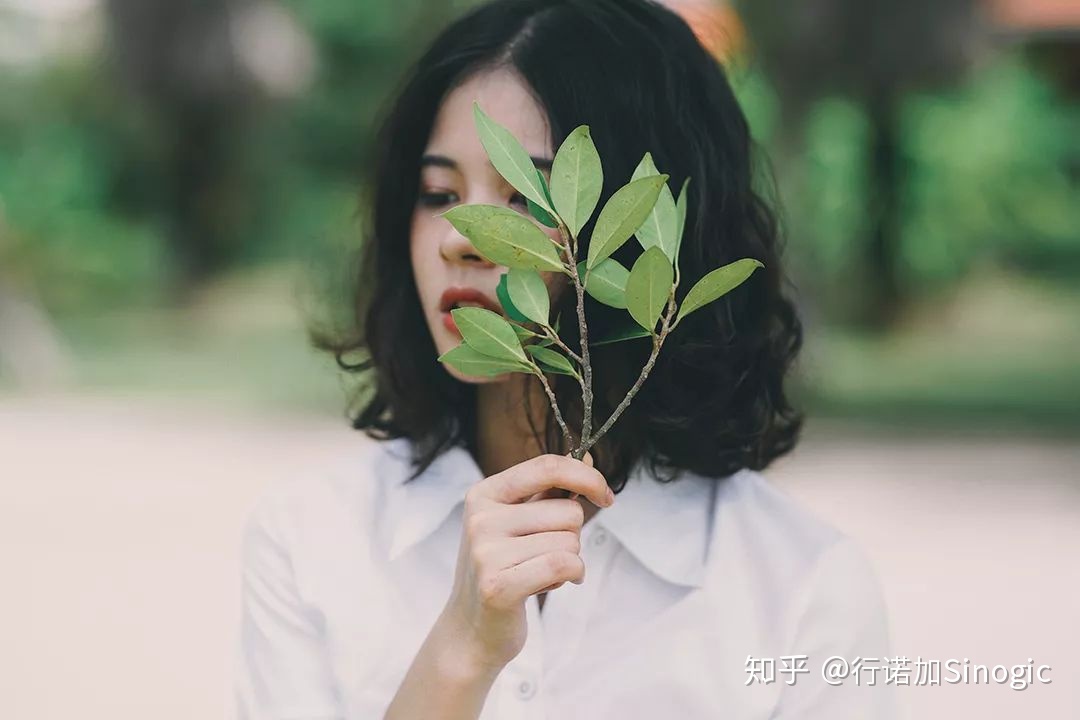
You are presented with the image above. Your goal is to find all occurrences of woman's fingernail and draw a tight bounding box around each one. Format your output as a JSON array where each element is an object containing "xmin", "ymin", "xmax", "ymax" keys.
[{"xmin": 606, "ymin": 487, "xmax": 615, "ymax": 505}]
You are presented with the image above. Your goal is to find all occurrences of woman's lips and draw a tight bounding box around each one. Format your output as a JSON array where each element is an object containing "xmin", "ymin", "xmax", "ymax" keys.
[
  {"xmin": 439, "ymin": 286, "xmax": 502, "ymax": 336},
  {"xmin": 442, "ymin": 311, "xmax": 461, "ymax": 335}
]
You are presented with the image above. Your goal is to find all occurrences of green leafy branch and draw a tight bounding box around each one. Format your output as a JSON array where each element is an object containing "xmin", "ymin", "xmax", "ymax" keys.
[{"xmin": 438, "ymin": 103, "xmax": 763, "ymax": 460}]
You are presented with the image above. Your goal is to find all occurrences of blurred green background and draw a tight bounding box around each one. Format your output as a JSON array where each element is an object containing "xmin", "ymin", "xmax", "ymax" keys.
[{"xmin": 0, "ymin": 0, "xmax": 1077, "ymax": 432}]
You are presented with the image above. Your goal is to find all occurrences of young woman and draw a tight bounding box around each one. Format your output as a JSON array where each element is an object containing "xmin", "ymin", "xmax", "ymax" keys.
[{"xmin": 234, "ymin": 1, "xmax": 895, "ymax": 718}]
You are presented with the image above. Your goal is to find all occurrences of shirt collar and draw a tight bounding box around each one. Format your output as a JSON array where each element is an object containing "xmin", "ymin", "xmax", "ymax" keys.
[
  {"xmin": 596, "ymin": 458, "xmax": 715, "ymax": 588},
  {"xmin": 378, "ymin": 438, "xmax": 483, "ymax": 563},
  {"xmin": 377, "ymin": 439, "xmax": 715, "ymax": 588}
]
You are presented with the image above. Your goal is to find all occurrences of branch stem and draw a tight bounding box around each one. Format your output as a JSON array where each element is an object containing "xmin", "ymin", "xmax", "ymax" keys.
[
  {"xmin": 558, "ymin": 225, "xmax": 594, "ymax": 459},
  {"xmin": 530, "ymin": 224, "xmax": 678, "ymax": 464},
  {"xmin": 581, "ymin": 290, "xmax": 677, "ymax": 455},
  {"xmin": 541, "ymin": 325, "xmax": 583, "ymax": 365},
  {"xmin": 530, "ymin": 363, "xmax": 575, "ymax": 451}
]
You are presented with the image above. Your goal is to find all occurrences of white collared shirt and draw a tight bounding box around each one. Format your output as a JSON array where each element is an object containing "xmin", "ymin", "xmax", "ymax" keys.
[{"xmin": 234, "ymin": 435, "xmax": 896, "ymax": 719}]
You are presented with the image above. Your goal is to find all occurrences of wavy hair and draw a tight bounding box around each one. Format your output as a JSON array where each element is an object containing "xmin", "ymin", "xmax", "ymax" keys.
[{"xmin": 316, "ymin": 0, "xmax": 804, "ymax": 491}]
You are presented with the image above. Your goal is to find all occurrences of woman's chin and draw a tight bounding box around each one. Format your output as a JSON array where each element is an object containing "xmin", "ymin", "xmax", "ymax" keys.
[{"xmin": 443, "ymin": 364, "xmax": 513, "ymax": 385}]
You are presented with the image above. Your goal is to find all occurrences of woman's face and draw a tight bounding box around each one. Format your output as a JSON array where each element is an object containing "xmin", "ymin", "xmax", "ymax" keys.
[{"xmin": 410, "ymin": 69, "xmax": 566, "ymax": 383}]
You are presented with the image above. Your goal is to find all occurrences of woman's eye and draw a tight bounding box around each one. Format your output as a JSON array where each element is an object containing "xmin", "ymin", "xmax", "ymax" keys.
[
  {"xmin": 510, "ymin": 192, "xmax": 528, "ymax": 208},
  {"xmin": 418, "ymin": 191, "xmax": 459, "ymax": 208}
]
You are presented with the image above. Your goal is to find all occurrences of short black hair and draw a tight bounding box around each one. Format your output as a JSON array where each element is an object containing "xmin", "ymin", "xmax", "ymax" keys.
[{"xmin": 317, "ymin": 0, "xmax": 803, "ymax": 491}]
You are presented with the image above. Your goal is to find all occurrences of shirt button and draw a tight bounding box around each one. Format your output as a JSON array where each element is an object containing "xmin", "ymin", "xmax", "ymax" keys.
[
  {"xmin": 592, "ymin": 528, "xmax": 608, "ymax": 547},
  {"xmin": 516, "ymin": 678, "xmax": 537, "ymax": 700}
]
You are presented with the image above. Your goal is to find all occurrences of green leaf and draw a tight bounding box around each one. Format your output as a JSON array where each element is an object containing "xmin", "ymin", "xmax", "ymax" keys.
[
  {"xmin": 675, "ymin": 258, "xmax": 764, "ymax": 324},
  {"xmin": 536, "ymin": 169, "xmax": 556, "ymax": 207},
  {"xmin": 506, "ymin": 268, "xmax": 549, "ymax": 325},
  {"xmin": 515, "ymin": 325, "xmax": 555, "ymax": 347},
  {"xmin": 541, "ymin": 313, "xmax": 560, "ymax": 347},
  {"xmin": 590, "ymin": 324, "xmax": 652, "ymax": 346},
  {"xmin": 497, "ymin": 273, "xmax": 530, "ymax": 323},
  {"xmin": 528, "ymin": 199, "xmax": 559, "ymax": 228},
  {"xmin": 439, "ymin": 344, "xmax": 531, "ymax": 377},
  {"xmin": 528, "ymin": 170, "xmax": 559, "ymax": 227},
  {"xmin": 577, "ymin": 259, "xmax": 629, "ymax": 309},
  {"xmin": 625, "ymin": 246, "xmax": 673, "ymax": 332},
  {"xmin": 440, "ymin": 202, "xmax": 492, "ymax": 237},
  {"xmin": 473, "ymin": 103, "xmax": 552, "ymax": 213},
  {"xmin": 511, "ymin": 323, "xmax": 541, "ymax": 343},
  {"xmin": 587, "ymin": 174, "xmax": 669, "ymax": 269},
  {"xmin": 550, "ymin": 125, "xmax": 603, "ymax": 238},
  {"xmin": 443, "ymin": 205, "xmax": 564, "ymax": 272},
  {"xmin": 451, "ymin": 307, "xmax": 528, "ymax": 364},
  {"xmin": 674, "ymin": 177, "xmax": 690, "ymax": 261},
  {"xmin": 631, "ymin": 153, "xmax": 678, "ymax": 261},
  {"xmin": 526, "ymin": 345, "xmax": 577, "ymax": 376}
]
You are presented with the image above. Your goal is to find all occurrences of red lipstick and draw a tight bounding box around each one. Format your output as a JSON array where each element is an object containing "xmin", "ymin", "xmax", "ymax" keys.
[{"xmin": 439, "ymin": 287, "xmax": 502, "ymax": 335}]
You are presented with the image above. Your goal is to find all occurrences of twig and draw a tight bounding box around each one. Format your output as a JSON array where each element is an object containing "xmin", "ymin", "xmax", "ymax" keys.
[
  {"xmin": 541, "ymin": 324, "xmax": 583, "ymax": 365},
  {"xmin": 529, "ymin": 362, "xmax": 575, "ymax": 451},
  {"xmin": 558, "ymin": 225, "xmax": 594, "ymax": 459},
  {"xmin": 531, "ymin": 220, "xmax": 676, "ymax": 463},
  {"xmin": 580, "ymin": 290, "xmax": 677, "ymax": 455}
]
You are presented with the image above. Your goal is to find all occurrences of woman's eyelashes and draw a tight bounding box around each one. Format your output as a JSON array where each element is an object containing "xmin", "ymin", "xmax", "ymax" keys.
[
  {"xmin": 418, "ymin": 190, "xmax": 459, "ymax": 208},
  {"xmin": 416, "ymin": 188, "xmax": 529, "ymax": 210}
]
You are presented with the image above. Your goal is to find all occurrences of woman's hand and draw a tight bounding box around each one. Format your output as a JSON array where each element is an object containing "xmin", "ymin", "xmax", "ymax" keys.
[{"xmin": 436, "ymin": 452, "xmax": 614, "ymax": 674}]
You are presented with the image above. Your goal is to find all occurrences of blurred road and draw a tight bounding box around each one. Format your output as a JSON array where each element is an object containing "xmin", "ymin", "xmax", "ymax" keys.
[{"xmin": 1, "ymin": 395, "xmax": 1077, "ymax": 719}]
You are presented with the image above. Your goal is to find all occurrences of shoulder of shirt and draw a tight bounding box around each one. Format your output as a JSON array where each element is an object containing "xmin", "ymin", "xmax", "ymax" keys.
[
  {"xmin": 706, "ymin": 467, "xmax": 879, "ymax": 597},
  {"xmin": 706, "ymin": 469, "xmax": 892, "ymax": 676},
  {"xmin": 718, "ymin": 467, "xmax": 847, "ymax": 549},
  {"xmin": 239, "ymin": 432, "xmax": 409, "ymax": 547}
]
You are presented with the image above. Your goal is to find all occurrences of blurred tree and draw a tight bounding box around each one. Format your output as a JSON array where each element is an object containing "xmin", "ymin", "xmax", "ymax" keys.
[
  {"xmin": 0, "ymin": 215, "xmax": 71, "ymax": 388},
  {"xmin": 99, "ymin": 0, "xmax": 479, "ymax": 298},
  {"xmin": 736, "ymin": 0, "xmax": 983, "ymax": 327},
  {"xmin": 991, "ymin": 0, "xmax": 1080, "ymax": 97},
  {"xmin": 103, "ymin": 0, "xmax": 260, "ymax": 297},
  {"xmin": 279, "ymin": 0, "xmax": 480, "ymax": 172}
]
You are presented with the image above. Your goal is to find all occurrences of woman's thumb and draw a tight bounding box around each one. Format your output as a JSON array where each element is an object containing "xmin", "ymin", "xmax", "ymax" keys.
[
  {"xmin": 564, "ymin": 450, "xmax": 593, "ymax": 467},
  {"xmin": 557, "ymin": 450, "xmax": 592, "ymax": 502}
]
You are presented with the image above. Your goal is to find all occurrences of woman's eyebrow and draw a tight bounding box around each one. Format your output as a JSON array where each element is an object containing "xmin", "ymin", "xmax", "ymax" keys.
[
  {"xmin": 420, "ymin": 153, "xmax": 553, "ymax": 172},
  {"xmin": 420, "ymin": 154, "xmax": 458, "ymax": 170}
]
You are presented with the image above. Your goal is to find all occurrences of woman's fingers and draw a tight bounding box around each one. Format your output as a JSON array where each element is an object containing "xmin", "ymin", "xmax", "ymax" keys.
[
  {"xmin": 504, "ymin": 498, "xmax": 585, "ymax": 536},
  {"xmin": 457, "ymin": 451, "xmax": 608, "ymax": 613},
  {"xmin": 536, "ymin": 581, "xmax": 567, "ymax": 593},
  {"xmin": 484, "ymin": 453, "xmax": 611, "ymax": 509},
  {"xmin": 523, "ymin": 452, "xmax": 594, "ymax": 503},
  {"xmin": 524, "ymin": 488, "xmax": 560, "ymax": 503},
  {"xmin": 467, "ymin": 498, "xmax": 585, "ymax": 540},
  {"xmin": 476, "ymin": 530, "xmax": 581, "ymax": 572},
  {"xmin": 501, "ymin": 551, "xmax": 586, "ymax": 599}
]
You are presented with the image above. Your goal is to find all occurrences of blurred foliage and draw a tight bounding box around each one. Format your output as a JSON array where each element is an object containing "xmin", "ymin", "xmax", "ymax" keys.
[
  {"xmin": 0, "ymin": 1, "xmax": 1076, "ymax": 427},
  {"xmin": 0, "ymin": 61, "xmax": 166, "ymax": 308},
  {"xmin": 730, "ymin": 53, "xmax": 1080, "ymax": 318},
  {"xmin": 903, "ymin": 59, "xmax": 1080, "ymax": 283},
  {"xmin": 1, "ymin": 1, "xmax": 481, "ymax": 309},
  {"xmin": 0, "ymin": 4, "xmax": 1074, "ymax": 315},
  {"xmin": 736, "ymin": 0, "xmax": 985, "ymax": 326}
]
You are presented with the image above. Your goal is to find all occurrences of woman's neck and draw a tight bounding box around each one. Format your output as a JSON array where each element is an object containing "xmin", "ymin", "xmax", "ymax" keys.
[
  {"xmin": 474, "ymin": 374, "xmax": 602, "ymax": 529},
  {"xmin": 474, "ymin": 374, "xmax": 549, "ymax": 477}
]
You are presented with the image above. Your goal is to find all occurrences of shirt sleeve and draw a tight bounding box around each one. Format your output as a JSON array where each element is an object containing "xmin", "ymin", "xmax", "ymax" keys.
[
  {"xmin": 234, "ymin": 489, "xmax": 344, "ymax": 720},
  {"xmin": 771, "ymin": 537, "xmax": 899, "ymax": 720}
]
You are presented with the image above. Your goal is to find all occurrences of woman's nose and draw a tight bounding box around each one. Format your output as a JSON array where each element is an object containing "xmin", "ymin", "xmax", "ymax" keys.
[{"xmin": 440, "ymin": 224, "xmax": 496, "ymax": 268}]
